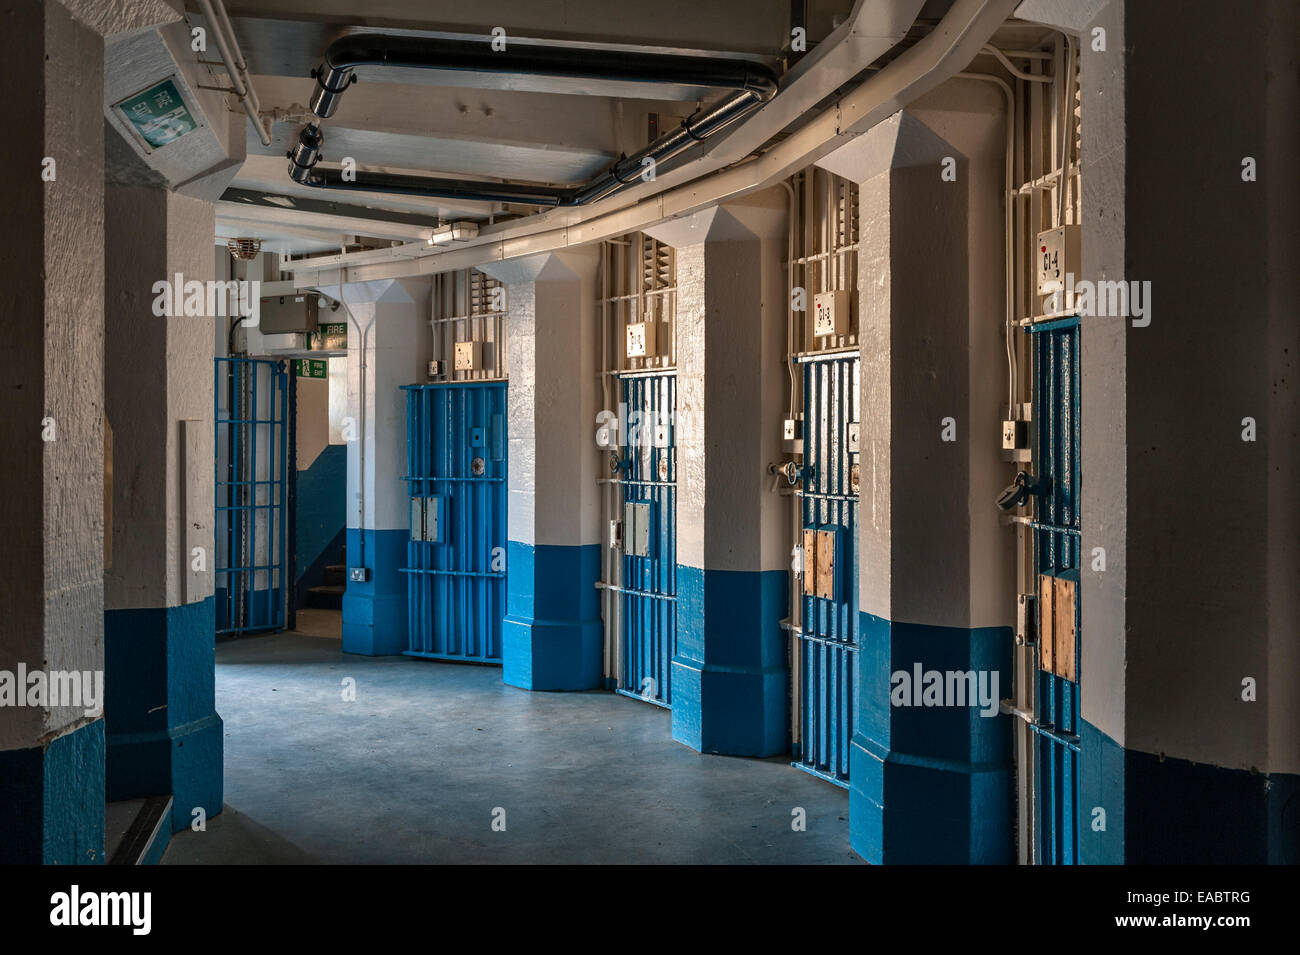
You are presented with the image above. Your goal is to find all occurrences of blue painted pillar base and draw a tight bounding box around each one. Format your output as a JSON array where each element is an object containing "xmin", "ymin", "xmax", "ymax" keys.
[
  {"xmin": 342, "ymin": 527, "xmax": 409, "ymax": 656},
  {"xmin": 670, "ymin": 567, "xmax": 788, "ymax": 756},
  {"xmin": 1079, "ymin": 719, "xmax": 1300, "ymax": 864},
  {"xmin": 849, "ymin": 612, "xmax": 1014, "ymax": 864},
  {"xmin": 105, "ymin": 597, "xmax": 223, "ymax": 834},
  {"xmin": 502, "ymin": 541, "xmax": 602, "ymax": 690},
  {"xmin": 0, "ymin": 719, "xmax": 106, "ymax": 864}
]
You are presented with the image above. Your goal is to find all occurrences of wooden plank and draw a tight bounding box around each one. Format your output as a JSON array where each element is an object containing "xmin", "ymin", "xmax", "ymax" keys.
[
  {"xmin": 802, "ymin": 528, "xmax": 817, "ymax": 596},
  {"xmin": 1054, "ymin": 577, "xmax": 1077, "ymax": 682},
  {"xmin": 1038, "ymin": 574, "xmax": 1055, "ymax": 675},
  {"xmin": 816, "ymin": 527, "xmax": 837, "ymax": 600}
]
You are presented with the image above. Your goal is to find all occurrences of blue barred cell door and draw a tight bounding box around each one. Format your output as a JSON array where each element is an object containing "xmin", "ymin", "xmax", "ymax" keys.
[
  {"xmin": 793, "ymin": 353, "xmax": 860, "ymax": 786},
  {"xmin": 616, "ymin": 370, "xmax": 676, "ymax": 706},
  {"xmin": 215, "ymin": 357, "xmax": 289, "ymax": 636},
  {"xmin": 1028, "ymin": 316, "xmax": 1082, "ymax": 864},
  {"xmin": 401, "ymin": 382, "xmax": 507, "ymax": 663}
]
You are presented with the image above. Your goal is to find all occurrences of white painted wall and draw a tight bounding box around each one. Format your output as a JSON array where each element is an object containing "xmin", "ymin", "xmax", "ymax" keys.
[
  {"xmin": 296, "ymin": 377, "xmax": 330, "ymax": 471},
  {"xmin": 338, "ymin": 279, "xmax": 431, "ymax": 534},
  {"xmin": 822, "ymin": 98, "xmax": 1013, "ymax": 631},
  {"xmin": 488, "ymin": 250, "xmax": 601, "ymax": 549},
  {"xmin": 646, "ymin": 190, "xmax": 789, "ymax": 573}
]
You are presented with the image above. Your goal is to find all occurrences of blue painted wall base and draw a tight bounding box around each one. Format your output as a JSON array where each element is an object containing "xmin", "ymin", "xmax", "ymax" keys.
[
  {"xmin": 104, "ymin": 597, "xmax": 223, "ymax": 834},
  {"xmin": 0, "ymin": 719, "xmax": 105, "ymax": 864},
  {"xmin": 849, "ymin": 611, "xmax": 1014, "ymax": 864},
  {"xmin": 502, "ymin": 541, "xmax": 602, "ymax": 690},
  {"xmin": 215, "ymin": 586, "xmax": 283, "ymax": 635},
  {"xmin": 342, "ymin": 527, "xmax": 409, "ymax": 656},
  {"xmin": 1080, "ymin": 719, "xmax": 1299, "ymax": 864},
  {"xmin": 670, "ymin": 566, "xmax": 788, "ymax": 756}
]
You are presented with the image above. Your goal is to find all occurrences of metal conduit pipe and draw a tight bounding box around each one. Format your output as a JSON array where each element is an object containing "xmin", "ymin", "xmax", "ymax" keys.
[
  {"xmin": 287, "ymin": 33, "xmax": 779, "ymax": 206},
  {"xmin": 981, "ymin": 44, "xmax": 1053, "ymax": 83},
  {"xmin": 197, "ymin": 0, "xmax": 271, "ymax": 146}
]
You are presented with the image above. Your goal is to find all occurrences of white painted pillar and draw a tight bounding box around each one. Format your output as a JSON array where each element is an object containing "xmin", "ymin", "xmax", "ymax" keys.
[
  {"xmin": 645, "ymin": 188, "xmax": 790, "ymax": 755},
  {"xmin": 0, "ymin": 0, "xmax": 106, "ymax": 863},
  {"xmin": 102, "ymin": 181, "xmax": 224, "ymax": 834},
  {"xmin": 331, "ymin": 279, "xmax": 431, "ymax": 656},
  {"xmin": 481, "ymin": 250, "xmax": 604, "ymax": 690},
  {"xmin": 818, "ymin": 95, "xmax": 1015, "ymax": 862}
]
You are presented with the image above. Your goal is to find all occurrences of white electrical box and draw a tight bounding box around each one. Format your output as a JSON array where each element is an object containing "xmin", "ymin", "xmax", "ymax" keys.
[
  {"xmin": 813, "ymin": 290, "xmax": 850, "ymax": 338},
  {"xmin": 623, "ymin": 501, "xmax": 652, "ymax": 557},
  {"xmin": 454, "ymin": 340, "xmax": 482, "ymax": 371},
  {"xmin": 626, "ymin": 321, "xmax": 656, "ymax": 358},
  {"xmin": 1036, "ymin": 225, "xmax": 1081, "ymax": 296},
  {"xmin": 410, "ymin": 498, "xmax": 424, "ymax": 541},
  {"xmin": 410, "ymin": 496, "xmax": 444, "ymax": 542}
]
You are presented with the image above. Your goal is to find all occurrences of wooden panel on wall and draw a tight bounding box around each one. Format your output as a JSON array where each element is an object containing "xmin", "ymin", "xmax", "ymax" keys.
[
  {"xmin": 1054, "ymin": 577, "xmax": 1077, "ymax": 682},
  {"xmin": 816, "ymin": 527, "xmax": 837, "ymax": 600},
  {"xmin": 1038, "ymin": 574, "xmax": 1055, "ymax": 675}
]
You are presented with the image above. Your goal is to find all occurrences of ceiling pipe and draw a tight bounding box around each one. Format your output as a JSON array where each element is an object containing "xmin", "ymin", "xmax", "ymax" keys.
[
  {"xmin": 278, "ymin": 0, "xmax": 1018, "ymax": 283},
  {"xmin": 287, "ymin": 33, "xmax": 778, "ymax": 206},
  {"xmin": 197, "ymin": 0, "xmax": 272, "ymax": 146}
]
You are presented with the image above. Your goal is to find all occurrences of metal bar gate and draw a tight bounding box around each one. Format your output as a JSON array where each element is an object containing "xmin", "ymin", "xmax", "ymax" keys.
[
  {"xmin": 615, "ymin": 371, "xmax": 676, "ymax": 706},
  {"xmin": 215, "ymin": 357, "xmax": 289, "ymax": 636},
  {"xmin": 401, "ymin": 381, "xmax": 507, "ymax": 662},
  {"xmin": 1027, "ymin": 315, "xmax": 1082, "ymax": 863},
  {"xmin": 793, "ymin": 353, "xmax": 860, "ymax": 786}
]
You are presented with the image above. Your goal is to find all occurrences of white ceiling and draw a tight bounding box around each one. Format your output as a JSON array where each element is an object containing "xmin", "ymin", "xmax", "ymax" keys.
[{"xmin": 211, "ymin": 0, "xmax": 834, "ymax": 253}]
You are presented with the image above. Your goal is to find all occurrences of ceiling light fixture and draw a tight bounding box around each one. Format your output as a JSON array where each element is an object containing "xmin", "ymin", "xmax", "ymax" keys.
[{"xmin": 428, "ymin": 221, "xmax": 480, "ymax": 246}]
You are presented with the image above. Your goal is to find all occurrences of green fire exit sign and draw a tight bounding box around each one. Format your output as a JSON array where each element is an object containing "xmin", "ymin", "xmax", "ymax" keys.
[
  {"xmin": 114, "ymin": 77, "xmax": 199, "ymax": 149},
  {"xmin": 296, "ymin": 359, "xmax": 328, "ymax": 379}
]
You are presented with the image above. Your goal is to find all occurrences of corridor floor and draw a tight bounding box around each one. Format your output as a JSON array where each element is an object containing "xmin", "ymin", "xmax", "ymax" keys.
[{"xmin": 163, "ymin": 609, "xmax": 859, "ymax": 864}]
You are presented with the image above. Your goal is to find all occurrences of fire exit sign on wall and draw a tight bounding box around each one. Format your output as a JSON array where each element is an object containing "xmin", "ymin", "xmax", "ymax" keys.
[
  {"xmin": 296, "ymin": 359, "xmax": 328, "ymax": 379},
  {"xmin": 113, "ymin": 77, "xmax": 200, "ymax": 150}
]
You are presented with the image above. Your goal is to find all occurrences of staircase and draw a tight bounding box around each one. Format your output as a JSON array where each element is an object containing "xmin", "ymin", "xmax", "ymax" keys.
[{"xmin": 305, "ymin": 548, "xmax": 346, "ymax": 610}]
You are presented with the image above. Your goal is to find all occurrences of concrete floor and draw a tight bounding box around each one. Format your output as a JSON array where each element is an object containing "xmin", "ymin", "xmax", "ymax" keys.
[{"xmin": 164, "ymin": 608, "xmax": 858, "ymax": 864}]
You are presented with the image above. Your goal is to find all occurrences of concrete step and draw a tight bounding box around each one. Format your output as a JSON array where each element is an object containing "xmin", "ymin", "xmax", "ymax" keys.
[
  {"xmin": 323, "ymin": 563, "xmax": 346, "ymax": 585},
  {"xmin": 306, "ymin": 584, "xmax": 344, "ymax": 610},
  {"xmin": 107, "ymin": 795, "xmax": 172, "ymax": 865}
]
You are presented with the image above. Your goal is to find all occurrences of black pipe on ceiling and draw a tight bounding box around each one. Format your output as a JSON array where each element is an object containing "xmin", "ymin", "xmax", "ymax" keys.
[{"xmin": 287, "ymin": 32, "xmax": 780, "ymax": 208}]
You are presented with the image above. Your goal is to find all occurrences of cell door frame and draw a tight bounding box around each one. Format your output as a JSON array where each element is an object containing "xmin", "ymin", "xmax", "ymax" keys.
[
  {"xmin": 1026, "ymin": 314, "xmax": 1082, "ymax": 864},
  {"xmin": 613, "ymin": 368, "xmax": 677, "ymax": 708}
]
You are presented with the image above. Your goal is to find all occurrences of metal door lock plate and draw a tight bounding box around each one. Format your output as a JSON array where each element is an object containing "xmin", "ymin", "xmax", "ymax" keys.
[{"xmin": 470, "ymin": 456, "xmax": 485, "ymax": 476}]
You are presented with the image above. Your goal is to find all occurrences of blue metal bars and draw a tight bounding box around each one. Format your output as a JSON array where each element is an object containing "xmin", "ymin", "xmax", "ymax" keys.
[
  {"xmin": 401, "ymin": 381, "xmax": 507, "ymax": 663},
  {"xmin": 1026, "ymin": 316, "xmax": 1082, "ymax": 864},
  {"xmin": 616, "ymin": 371, "xmax": 677, "ymax": 707},
  {"xmin": 214, "ymin": 357, "xmax": 290, "ymax": 636},
  {"xmin": 794, "ymin": 353, "xmax": 860, "ymax": 787}
]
